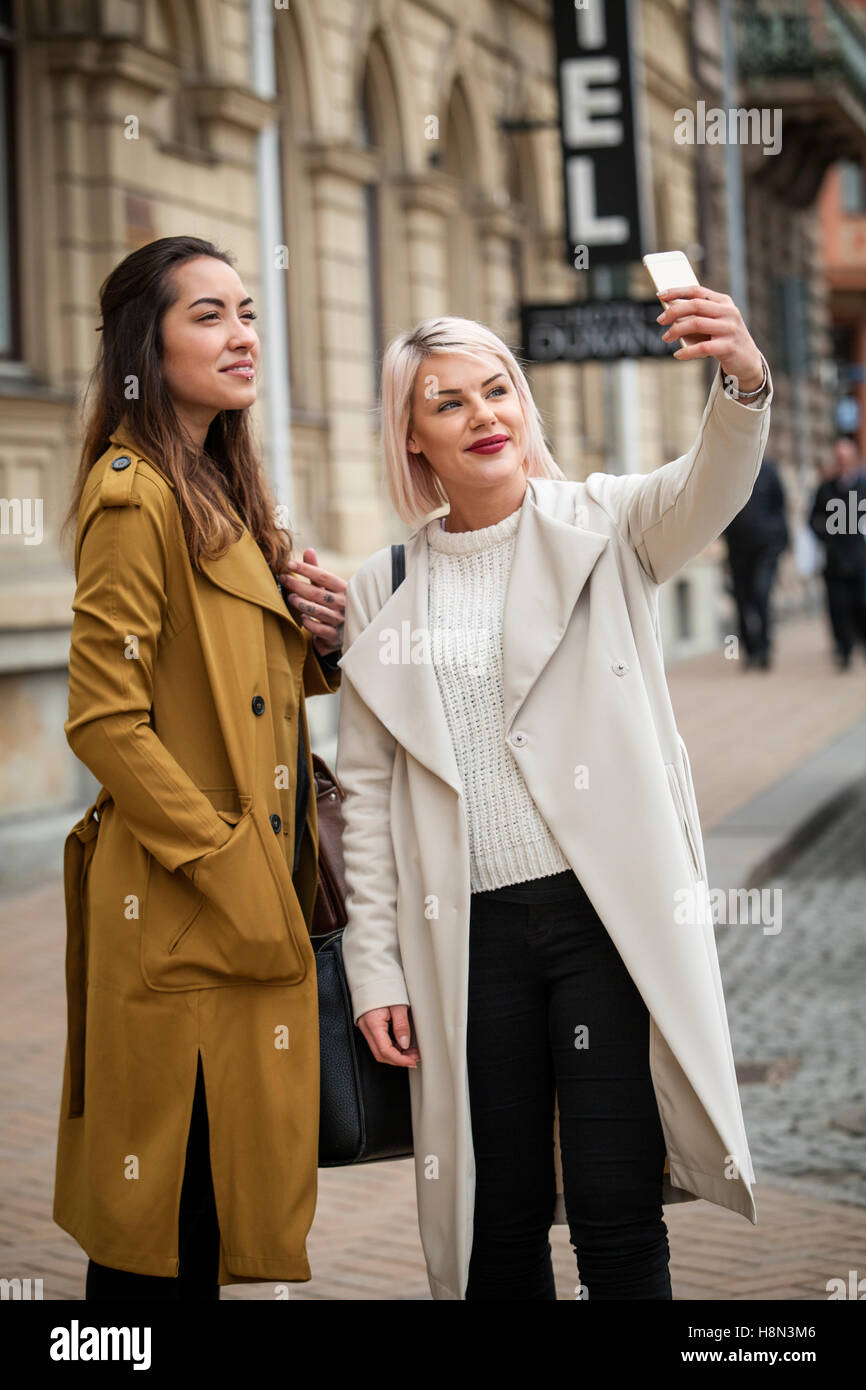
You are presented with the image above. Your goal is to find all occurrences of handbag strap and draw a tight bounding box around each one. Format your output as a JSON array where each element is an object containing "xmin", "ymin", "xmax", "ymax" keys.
[
  {"xmin": 390, "ymin": 542, "xmax": 405, "ymax": 591},
  {"xmin": 313, "ymin": 546, "xmax": 404, "ymax": 804},
  {"xmin": 310, "ymin": 541, "xmax": 407, "ymax": 940},
  {"xmin": 312, "ymin": 749, "xmax": 345, "ymax": 799}
]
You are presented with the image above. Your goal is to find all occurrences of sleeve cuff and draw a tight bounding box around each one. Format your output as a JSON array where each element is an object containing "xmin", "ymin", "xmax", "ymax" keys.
[
  {"xmin": 315, "ymin": 644, "xmax": 342, "ymax": 668},
  {"xmin": 719, "ymin": 354, "xmax": 770, "ymax": 409}
]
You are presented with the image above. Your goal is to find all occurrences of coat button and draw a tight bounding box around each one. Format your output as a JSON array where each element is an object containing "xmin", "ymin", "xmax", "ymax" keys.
[
  {"xmin": 251, "ymin": 694, "xmax": 266, "ymax": 715},
  {"xmin": 270, "ymin": 813, "xmax": 282, "ymax": 833},
  {"xmin": 111, "ymin": 455, "xmax": 131, "ymax": 471},
  {"xmin": 512, "ymin": 730, "xmax": 527, "ymax": 746},
  {"xmin": 612, "ymin": 660, "xmax": 629, "ymax": 676}
]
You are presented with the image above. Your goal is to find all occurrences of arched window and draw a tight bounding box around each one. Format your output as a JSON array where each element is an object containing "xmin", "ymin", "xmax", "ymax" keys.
[
  {"xmin": 359, "ymin": 66, "xmax": 384, "ymax": 401},
  {"xmin": 278, "ymin": 15, "xmax": 323, "ymax": 415},
  {"xmin": 358, "ymin": 36, "xmax": 408, "ymax": 402},
  {"xmin": 146, "ymin": 0, "xmax": 209, "ymax": 153},
  {"xmin": 442, "ymin": 81, "xmax": 483, "ymax": 321}
]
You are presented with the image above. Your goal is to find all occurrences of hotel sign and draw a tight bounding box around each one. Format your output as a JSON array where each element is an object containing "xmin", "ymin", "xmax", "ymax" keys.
[
  {"xmin": 553, "ymin": 0, "xmax": 645, "ymax": 267},
  {"xmin": 520, "ymin": 299, "xmax": 677, "ymax": 364}
]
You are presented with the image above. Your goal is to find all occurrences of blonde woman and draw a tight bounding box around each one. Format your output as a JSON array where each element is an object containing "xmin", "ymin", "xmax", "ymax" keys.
[{"xmin": 335, "ymin": 297, "xmax": 772, "ymax": 1300}]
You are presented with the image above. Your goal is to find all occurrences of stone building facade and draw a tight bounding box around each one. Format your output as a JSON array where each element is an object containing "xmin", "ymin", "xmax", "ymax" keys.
[{"xmin": 1, "ymin": 0, "xmax": 861, "ymax": 875}]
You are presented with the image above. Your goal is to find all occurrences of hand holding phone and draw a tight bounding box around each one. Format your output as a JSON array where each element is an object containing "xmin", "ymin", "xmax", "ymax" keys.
[{"xmin": 642, "ymin": 251, "xmax": 711, "ymax": 350}]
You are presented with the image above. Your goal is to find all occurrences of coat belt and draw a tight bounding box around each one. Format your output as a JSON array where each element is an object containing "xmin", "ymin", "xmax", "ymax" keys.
[{"xmin": 63, "ymin": 786, "xmax": 112, "ymax": 1118}]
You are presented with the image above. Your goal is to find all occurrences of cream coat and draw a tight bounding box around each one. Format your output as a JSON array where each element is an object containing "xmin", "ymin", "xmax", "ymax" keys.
[{"xmin": 335, "ymin": 359, "xmax": 773, "ymax": 1300}]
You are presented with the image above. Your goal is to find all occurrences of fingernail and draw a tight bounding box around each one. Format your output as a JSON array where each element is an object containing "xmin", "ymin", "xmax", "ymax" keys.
[{"xmin": 399, "ymin": 1035, "xmax": 409, "ymax": 1047}]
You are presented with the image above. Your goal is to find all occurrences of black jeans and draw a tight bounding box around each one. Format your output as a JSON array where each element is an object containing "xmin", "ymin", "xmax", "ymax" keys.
[
  {"xmin": 85, "ymin": 1051, "xmax": 221, "ymax": 1301},
  {"xmin": 465, "ymin": 868, "xmax": 672, "ymax": 1300},
  {"xmin": 823, "ymin": 567, "xmax": 866, "ymax": 659},
  {"xmin": 728, "ymin": 548, "xmax": 780, "ymax": 658}
]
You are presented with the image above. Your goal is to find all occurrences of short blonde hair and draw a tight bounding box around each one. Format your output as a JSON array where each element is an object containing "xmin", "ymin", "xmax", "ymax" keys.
[{"xmin": 380, "ymin": 316, "xmax": 565, "ymax": 529}]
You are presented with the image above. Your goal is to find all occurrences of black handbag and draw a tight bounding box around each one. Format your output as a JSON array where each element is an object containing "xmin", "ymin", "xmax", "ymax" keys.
[{"xmin": 315, "ymin": 543, "xmax": 414, "ymax": 1166}]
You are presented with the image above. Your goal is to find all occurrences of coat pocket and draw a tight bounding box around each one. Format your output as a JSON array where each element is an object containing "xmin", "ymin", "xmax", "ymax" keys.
[
  {"xmin": 187, "ymin": 807, "xmax": 309, "ymax": 983},
  {"xmin": 140, "ymin": 806, "xmax": 309, "ymax": 990},
  {"xmin": 139, "ymin": 851, "xmax": 208, "ymax": 988},
  {"xmin": 664, "ymin": 762, "xmax": 702, "ymax": 882},
  {"xmin": 167, "ymin": 895, "xmax": 206, "ymax": 956}
]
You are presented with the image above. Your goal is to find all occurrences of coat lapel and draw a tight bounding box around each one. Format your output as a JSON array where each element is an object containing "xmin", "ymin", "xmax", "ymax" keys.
[
  {"xmin": 108, "ymin": 425, "xmax": 303, "ymax": 631},
  {"xmin": 198, "ymin": 528, "xmax": 301, "ymax": 628},
  {"xmin": 500, "ymin": 481, "xmax": 608, "ymax": 736},
  {"xmin": 338, "ymin": 477, "xmax": 609, "ymax": 793}
]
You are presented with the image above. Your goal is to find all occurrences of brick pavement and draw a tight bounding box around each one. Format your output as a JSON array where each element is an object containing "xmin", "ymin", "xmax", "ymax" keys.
[
  {"xmin": 1, "ymin": 612, "xmax": 865, "ymax": 1300},
  {"xmin": 666, "ymin": 610, "xmax": 866, "ymax": 832}
]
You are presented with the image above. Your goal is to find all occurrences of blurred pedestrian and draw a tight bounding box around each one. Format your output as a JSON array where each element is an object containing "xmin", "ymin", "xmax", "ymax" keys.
[
  {"xmin": 808, "ymin": 436, "xmax": 866, "ymax": 670},
  {"xmin": 723, "ymin": 455, "xmax": 789, "ymax": 669}
]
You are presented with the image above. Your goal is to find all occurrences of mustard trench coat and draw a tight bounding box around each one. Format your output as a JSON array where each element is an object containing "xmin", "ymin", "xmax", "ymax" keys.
[
  {"xmin": 336, "ymin": 359, "xmax": 773, "ymax": 1300},
  {"xmin": 53, "ymin": 427, "xmax": 341, "ymax": 1285}
]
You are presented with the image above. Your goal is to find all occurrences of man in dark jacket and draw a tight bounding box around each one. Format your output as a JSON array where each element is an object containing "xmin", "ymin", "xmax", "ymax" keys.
[
  {"xmin": 808, "ymin": 437, "xmax": 866, "ymax": 670},
  {"xmin": 723, "ymin": 456, "xmax": 789, "ymax": 669}
]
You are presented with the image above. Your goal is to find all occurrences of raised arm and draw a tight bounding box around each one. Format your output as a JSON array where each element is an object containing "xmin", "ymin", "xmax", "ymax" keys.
[
  {"xmin": 277, "ymin": 549, "xmax": 345, "ymax": 697},
  {"xmin": 588, "ymin": 355, "xmax": 772, "ymax": 586}
]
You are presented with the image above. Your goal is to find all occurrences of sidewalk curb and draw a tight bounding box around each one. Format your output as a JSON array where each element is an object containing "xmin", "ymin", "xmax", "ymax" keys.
[
  {"xmin": 744, "ymin": 777, "xmax": 866, "ymax": 888},
  {"xmin": 704, "ymin": 717, "xmax": 866, "ymax": 890}
]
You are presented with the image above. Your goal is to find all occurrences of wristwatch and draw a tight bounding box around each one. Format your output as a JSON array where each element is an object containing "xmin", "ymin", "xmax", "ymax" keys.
[{"xmin": 723, "ymin": 358, "xmax": 768, "ymax": 402}]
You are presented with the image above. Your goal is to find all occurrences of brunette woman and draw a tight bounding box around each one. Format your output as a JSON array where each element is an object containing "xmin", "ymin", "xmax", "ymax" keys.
[{"xmin": 54, "ymin": 235, "xmax": 344, "ymax": 1299}]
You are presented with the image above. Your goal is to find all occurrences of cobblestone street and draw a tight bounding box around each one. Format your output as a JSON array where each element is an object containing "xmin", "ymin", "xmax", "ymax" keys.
[
  {"xmin": 1, "ymin": 614, "xmax": 865, "ymax": 1300},
  {"xmin": 720, "ymin": 780, "xmax": 866, "ymax": 1208}
]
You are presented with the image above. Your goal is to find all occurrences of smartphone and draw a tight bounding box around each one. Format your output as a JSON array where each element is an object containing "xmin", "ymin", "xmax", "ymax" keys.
[{"xmin": 642, "ymin": 250, "xmax": 709, "ymax": 349}]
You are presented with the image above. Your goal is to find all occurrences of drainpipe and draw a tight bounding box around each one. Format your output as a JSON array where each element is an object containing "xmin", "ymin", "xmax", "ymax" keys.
[
  {"xmin": 250, "ymin": 0, "xmax": 293, "ymax": 514},
  {"xmin": 719, "ymin": 0, "xmax": 748, "ymax": 321},
  {"xmin": 601, "ymin": 0, "xmax": 654, "ymax": 476}
]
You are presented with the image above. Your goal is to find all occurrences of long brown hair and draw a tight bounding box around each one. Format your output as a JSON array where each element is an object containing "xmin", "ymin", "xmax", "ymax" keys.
[{"xmin": 62, "ymin": 235, "xmax": 294, "ymax": 574}]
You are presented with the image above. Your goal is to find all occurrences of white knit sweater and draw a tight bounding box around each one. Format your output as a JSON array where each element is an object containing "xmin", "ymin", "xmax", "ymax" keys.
[{"xmin": 425, "ymin": 502, "xmax": 572, "ymax": 892}]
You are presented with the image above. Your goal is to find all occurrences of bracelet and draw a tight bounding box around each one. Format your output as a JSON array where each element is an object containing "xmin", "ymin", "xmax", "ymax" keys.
[{"xmin": 725, "ymin": 361, "xmax": 768, "ymax": 399}]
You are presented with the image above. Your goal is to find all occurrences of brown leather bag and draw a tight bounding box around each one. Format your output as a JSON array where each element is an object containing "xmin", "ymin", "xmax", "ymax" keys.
[{"xmin": 310, "ymin": 752, "xmax": 348, "ymax": 936}]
